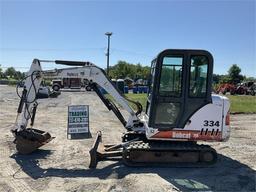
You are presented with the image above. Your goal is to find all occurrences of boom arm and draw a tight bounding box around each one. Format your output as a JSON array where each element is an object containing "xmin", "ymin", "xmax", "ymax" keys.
[
  {"xmin": 14, "ymin": 59, "xmax": 140, "ymax": 133},
  {"xmin": 14, "ymin": 59, "xmax": 43, "ymax": 131}
]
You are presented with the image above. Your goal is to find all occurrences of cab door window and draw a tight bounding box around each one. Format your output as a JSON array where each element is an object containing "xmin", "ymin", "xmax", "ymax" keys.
[
  {"xmin": 155, "ymin": 102, "xmax": 181, "ymax": 125},
  {"xmin": 189, "ymin": 56, "xmax": 209, "ymax": 97},
  {"xmin": 154, "ymin": 56, "xmax": 183, "ymax": 126},
  {"xmin": 159, "ymin": 56, "xmax": 183, "ymax": 97},
  {"xmin": 146, "ymin": 60, "xmax": 156, "ymax": 116}
]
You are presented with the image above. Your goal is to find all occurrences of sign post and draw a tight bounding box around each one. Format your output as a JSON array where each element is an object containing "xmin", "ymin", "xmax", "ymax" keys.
[{"xmin": 67, "ymin": 105, "xmax": 90, "ymax": 139}]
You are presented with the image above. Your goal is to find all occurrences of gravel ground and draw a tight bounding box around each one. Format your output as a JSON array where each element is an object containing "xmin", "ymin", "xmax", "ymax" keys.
[{"xmin": 0, "ymin": 85, "xmax": 255, "ymax": 192}]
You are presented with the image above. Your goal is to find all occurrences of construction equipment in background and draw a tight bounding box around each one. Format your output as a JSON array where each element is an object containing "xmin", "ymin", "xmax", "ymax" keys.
[
  {"xmin": 216, "ymin": 83, "xmax": 236, "ymax": 95},
  {"xmin": 242, "ymin": 81, "xmax": 256, "ymax": 96},
  {"xmin": 216, "ymin": 82, "xmax": 256, "ymax": 96},
  {"xmin": 12, "ymin": 49, "xmax": 230, "ymax": 167},
  {"xmin": 43, "ymin": 70, "xmax": 93, "ymax": 92}
]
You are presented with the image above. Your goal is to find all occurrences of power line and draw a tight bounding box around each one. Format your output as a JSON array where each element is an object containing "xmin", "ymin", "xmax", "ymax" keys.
[
  {"xmin": 0, "ymin": 65, "xmax": 59, "ymax": 70},
  {"xmin": 0, "ymin": 47, "xmax": 154, "ymax": 58},
  {"xmin": 111, "ymin": 48, "xmax": 154, "ymax": 58},
  {"xmin": 0, "ymin": 66, "xmax": 29, "ymax": 69},
  {"xmin": 0, "ymin": 47, "xmax": 105, "ymax": 52}
]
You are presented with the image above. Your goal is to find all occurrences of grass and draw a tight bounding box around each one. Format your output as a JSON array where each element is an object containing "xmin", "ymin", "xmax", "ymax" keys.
[
  {"xmin": 124, "ymin": 93, "xmax": 148, "ymax": 111},
  {"xmin": 124, "ymin": 93, "xmax": 256, "ymax": 114},
  {"xmin": 105, "ymin": 93, "xmax": 147, "ymax": 112},
  {"xmin": 226, "ymin": 95, "xmax": 256, "ymax": 114}
]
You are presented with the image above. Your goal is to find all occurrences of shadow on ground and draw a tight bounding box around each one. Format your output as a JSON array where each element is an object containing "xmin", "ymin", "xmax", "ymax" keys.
[{"xmin": 11, "ymin": 150, "xmax": 255, "ymax": 192}]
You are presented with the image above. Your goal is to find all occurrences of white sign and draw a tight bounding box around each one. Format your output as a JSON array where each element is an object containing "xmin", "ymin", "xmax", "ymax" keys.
[{"xmin": 68, "ymin": 105, "xmax": 89, "ymax": 134}]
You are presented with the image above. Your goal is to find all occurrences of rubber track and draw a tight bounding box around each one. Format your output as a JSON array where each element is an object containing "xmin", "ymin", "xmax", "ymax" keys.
[{"xmin": 122, "ymin": 141, "xmax": 217, "ymax": 167}]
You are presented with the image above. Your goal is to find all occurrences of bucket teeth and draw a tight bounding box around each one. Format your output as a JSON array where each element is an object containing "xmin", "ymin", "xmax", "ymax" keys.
[{"xmin": 14, "ymin": 128, "xmax": 53, "ymax": 154}]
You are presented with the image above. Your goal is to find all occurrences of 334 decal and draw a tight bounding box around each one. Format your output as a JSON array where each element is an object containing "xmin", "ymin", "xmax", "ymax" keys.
[{"xmin": 203, "ymin": 120, "xmax": 220, "ymax": 127}]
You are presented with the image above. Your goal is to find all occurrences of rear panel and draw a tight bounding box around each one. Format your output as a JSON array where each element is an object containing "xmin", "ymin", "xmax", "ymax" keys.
[{"xmin": 143, "ymin": 94, "xmax": 231, "ymax": 141}]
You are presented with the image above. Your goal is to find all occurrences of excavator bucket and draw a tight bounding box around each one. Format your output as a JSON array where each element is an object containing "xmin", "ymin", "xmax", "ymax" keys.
[{"xmin": 14, "ymin": 128, "xmax": 54, "ymax": 154}]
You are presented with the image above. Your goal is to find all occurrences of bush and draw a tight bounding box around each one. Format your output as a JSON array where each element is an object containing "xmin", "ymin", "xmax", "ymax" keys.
[{"xmin": 8, "ymin": 79, "xmax": 18, "ymax": 86}]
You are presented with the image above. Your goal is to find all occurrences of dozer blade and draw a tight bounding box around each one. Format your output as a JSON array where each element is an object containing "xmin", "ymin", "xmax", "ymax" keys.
[
  {"xmin": 89, "ymin": 131, "xmax": 102, "ymax": 168},
  {"xmin": 14, "ymin": 128, "xmax": 54, "ymax": 154},
  {"xmin": 89, "ymin": 131, "xmax": 122, "ymax": 168}
]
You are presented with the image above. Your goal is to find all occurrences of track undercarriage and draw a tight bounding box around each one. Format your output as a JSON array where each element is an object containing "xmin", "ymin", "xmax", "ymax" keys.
[
  {"xmin": 89, "ymin": 131, "xmax": 217, "ymax": 168},
  {"xmin": 13, "ymin": 129, "xmax": 217, "ymax": 168}
]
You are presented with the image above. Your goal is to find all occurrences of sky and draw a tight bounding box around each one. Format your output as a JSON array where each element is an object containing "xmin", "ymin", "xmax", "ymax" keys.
[{"xmin": 0, "ymin": 0, "xmax": 255, "ymax": 77}]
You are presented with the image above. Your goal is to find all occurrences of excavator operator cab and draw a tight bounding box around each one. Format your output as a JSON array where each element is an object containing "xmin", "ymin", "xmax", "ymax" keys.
[{"xmin": 146, "ymin": 49, "xmax": 213, "ymax": 130}]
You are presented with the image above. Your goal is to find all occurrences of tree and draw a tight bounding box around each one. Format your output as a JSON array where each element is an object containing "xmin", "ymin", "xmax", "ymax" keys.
[
  {"xmin": 219, "ymin": 75, "xmax": 231, "ymax": 84},
  {"xmin": 4, "ymin": 67, "xmax": 17, "ymax": 79},
  {"xmin": 227, "ymin": 64, "xmax": 244, "ymax": 84},
  {"xmin": 212, "ymin": 74, "xmax": 221, "ymax": 84},
  {"xmin": 0, "ymin": 65, "xmax": 3, "ymax": 79},
  {"xmin": 14, "ymin": 71, "xmax": 25, "ymax": 80},
  {"xmin": 245, "ymin": 76, "xmax": 256, "ymax": 82},
  {"xmin": 3, "ymin": 67, "xmax": 25, "ymax": 80},
  {"xmin": 108, "ymin": 61, "xmax": 150, "ymax": 80}
]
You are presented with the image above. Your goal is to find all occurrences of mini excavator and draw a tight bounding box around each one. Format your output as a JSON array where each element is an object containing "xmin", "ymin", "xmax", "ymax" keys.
[{"xmin": 12, "ymin": 49, "xmax": 230, "ymax": 168}]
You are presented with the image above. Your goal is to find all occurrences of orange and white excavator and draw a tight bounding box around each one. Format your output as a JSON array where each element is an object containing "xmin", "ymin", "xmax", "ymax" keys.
[{"xmin": 12, "ymin": 49, "xmax": 230, "ymax": 168}]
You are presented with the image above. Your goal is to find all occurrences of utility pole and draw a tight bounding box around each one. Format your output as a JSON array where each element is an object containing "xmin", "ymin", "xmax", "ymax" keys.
[{"xmin": 105, "ymin": 32, "xmax": 112, "ymax": 76}]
